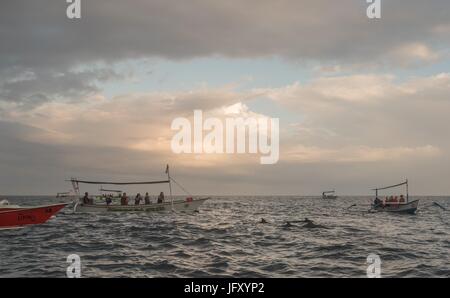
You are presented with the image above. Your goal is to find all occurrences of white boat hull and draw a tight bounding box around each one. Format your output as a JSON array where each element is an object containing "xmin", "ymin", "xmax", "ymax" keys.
[
  {"xmin": 322, "ymin": 195, "xmax": 338, "ymax": 199},
  {"xmin": 74, "ymin": 197, "xmax": 209, "ymax": 213},
  {"xmin": 372, "ymin": 200, "xmax": 419, "ymax": 214}
]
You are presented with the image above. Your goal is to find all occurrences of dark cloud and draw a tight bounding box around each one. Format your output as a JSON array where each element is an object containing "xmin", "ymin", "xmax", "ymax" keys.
[
  {"xmin": 1, "ymin": 0, "xmax": 449, "ymax": 69},
  {"xmin": 0, "ymin": 66, "xmax": 126, "ymax": 108},
  {"xmin": 1, "ymin": 0, "xmax": 449, "ymax": 106}
]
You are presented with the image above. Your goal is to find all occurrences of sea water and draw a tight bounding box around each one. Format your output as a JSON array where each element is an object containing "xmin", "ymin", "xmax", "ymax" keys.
[{"xmin": 0, "ymin": 196, "xmax": 448, "ymax": 277}]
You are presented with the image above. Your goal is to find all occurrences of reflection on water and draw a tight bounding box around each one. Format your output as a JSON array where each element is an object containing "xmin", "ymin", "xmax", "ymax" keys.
[{"xmin": 0, "ymin": 196, "xmax": 449, "ymax": 277}]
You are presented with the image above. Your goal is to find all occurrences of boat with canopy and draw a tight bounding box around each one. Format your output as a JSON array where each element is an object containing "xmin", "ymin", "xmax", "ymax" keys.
[
  {"xmin": 322, "ymin": 190, "xmax": 338, "ymax": 199},
  {"xmin": 371, "ymin": 180, "xmax": 419, "ymax": 214},
  {"xmin": 71, "ymin": 165, "xmax": 209, "ymax": 213}
]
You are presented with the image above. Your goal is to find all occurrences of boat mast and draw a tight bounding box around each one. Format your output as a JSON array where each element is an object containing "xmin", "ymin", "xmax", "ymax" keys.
[
  {"xmin": 71, "ymin": 178, "xmax": 80, "ymax": 197},
  {"xmin": 406, "ymin": 179, "xmax": 409, "ymax": 203},
  {"xmin": 166, "ymin": 164, "xmax": 174, "ymax": 211}
]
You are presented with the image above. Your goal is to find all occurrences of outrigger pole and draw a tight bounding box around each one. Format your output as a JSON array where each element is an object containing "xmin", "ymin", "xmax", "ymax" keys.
[{"xmin": 69, "ymin": 179, "xmax": 169, "ymax": 185}]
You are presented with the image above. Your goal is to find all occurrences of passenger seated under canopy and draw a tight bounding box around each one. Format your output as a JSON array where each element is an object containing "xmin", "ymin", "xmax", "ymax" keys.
[
  {"xmin": 157, "ymin": 192, "xmax": 165, "ymax": 204},
  {"xmin": 121, "ymin": 193, "xmax": 129, "ymax": 206},
  {"xmin": 82, "ymin": 192, "xmax": 91, "ymax": 205}
]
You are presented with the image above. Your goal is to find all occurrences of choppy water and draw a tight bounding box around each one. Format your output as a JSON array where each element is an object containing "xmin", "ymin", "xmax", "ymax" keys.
[{"xmin": 0, "ymin": 196, "xmax": 449, "ymax": 278}]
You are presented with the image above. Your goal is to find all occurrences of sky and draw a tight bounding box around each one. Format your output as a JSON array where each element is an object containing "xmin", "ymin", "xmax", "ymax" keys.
[{"xmin": 0, "ymin": 0, "xmax": 450, "ymax": 195}]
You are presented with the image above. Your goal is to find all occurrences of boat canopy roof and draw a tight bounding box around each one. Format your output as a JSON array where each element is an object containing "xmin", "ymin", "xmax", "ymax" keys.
[
  {"xmin": 372, "ymin": 180, "xmax": 407, "ymax": 191},
  {"xmin": 70, "ymin": 179, "xmax": 170, "ymax": 185}
]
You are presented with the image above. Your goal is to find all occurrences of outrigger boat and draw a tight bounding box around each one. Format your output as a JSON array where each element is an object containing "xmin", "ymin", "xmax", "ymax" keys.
[
  {"xmin": 371, "ymin": 180, "xmax": 419, "ymax": 214},
  {"xmin": 322, "ymin": 190, "xmax": 338, "ymax": 199},
  {"xmin": 0, "ymin": 202, "xmax": 67, "ymax": 230},
  {"xmin": 71, "ymin": 165, "xmax": 209, "ymax": 213}
]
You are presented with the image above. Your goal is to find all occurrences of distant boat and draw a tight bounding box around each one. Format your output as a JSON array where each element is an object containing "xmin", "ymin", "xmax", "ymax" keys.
[
  {"xmin": 371, "ymin": 180, "xmax": 419, "ymax": 214},
  {"xmin": 0, "ymin": 202, "xmax": 67, "ymax": 230},
  {"xmin": 99, "ymin": 187, "xmax": 122, "ymax": 195},
  {"xmin": 322, "ymin": 190, "xmax": 338, "ymax": 199},
  {"xmin": 70, "ymin": 165, "xmax": 209, "ymax": 213},
  {"xmin": 56, "ymin": 192, "xmax": 71, "ymax": 198},
  {"xmin": 55, "ymin": 191, "xmax": 77, "ymax": 205}
]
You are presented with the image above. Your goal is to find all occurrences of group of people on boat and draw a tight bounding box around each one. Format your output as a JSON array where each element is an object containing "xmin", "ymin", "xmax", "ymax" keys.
[
  {"xmin": 122, "ymin": 192, "xmax": 165, "ymax": 206},
  {"xmin": 81, "ymin": 191, "xmax": 166, "ymax": 206},
  {"xmin": 373, "ymin": 195, "xmax": 406, "ymax": 207}
]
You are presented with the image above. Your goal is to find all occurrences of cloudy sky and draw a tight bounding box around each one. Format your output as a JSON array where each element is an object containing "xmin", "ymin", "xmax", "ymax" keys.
[{"xmin": 1, "ymin": 0, "xmax": 449, "ymax": 195}]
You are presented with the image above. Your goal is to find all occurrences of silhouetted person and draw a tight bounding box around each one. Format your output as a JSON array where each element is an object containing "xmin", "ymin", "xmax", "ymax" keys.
[
  {"xmin": 82, "ymin": 192, "xmax": 90, "ymax": 204},
  {"xmin": 121, "ymin": 192, "xmax": 128, "ymax": 206},
  {"xmin": 157, "ymin": 192, "xmax": 165, "ymax": 204},
  {"xmin": 134, "ymin": 193, "xmax": 142, "ymax": 205},
  {"xmin": 284, "ymin": 221, "xmax": 293, "ymax": 227},
  {"xmin": 106, "ymin": 195, "xmax": 112, "ymax": 205},
  {"xmin": 374, "ymin": 197, "xmax": 382, "ymax": 207}
]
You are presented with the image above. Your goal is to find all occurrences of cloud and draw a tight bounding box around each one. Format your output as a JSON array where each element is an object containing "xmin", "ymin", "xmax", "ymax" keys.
[
  {"xmin": 285, "ymin": 145, "xmax": 441, "ymax": 163},
  {"xmin": 260, "ymin": 73, "xmax": 450, "ymax": 150},
  {"xmin": 1, "ymin": 73, "xmax": 450, "ymax": 194},
  {"xmin": 4, "ymin": 73, "xmax": 449, "ymax": 166},
  {"xmin": 1, "ymin": 0, "xmax": 449, "ymax": 109},
  {"xmin": 387, "ymin": 43, "xmax": 441, "ymax": 66},
  {"xmin": 1, "ymin": 1, "xmax": 450, "ymax": 70},
  {"xmin": 0, "ymin": 66, "xmax": 127, "ymax": 108},
  {"xmin": 1, "ymin": 1, "xmax": 450, "ymax": 194},
  {"xmin": 1, "ymin": 87, "xmax": 251, "ymax": 150}
]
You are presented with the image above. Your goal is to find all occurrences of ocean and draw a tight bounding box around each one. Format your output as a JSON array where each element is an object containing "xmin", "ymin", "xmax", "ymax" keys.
[{"xmin": 0, "ymin": 196, "xmax": 449, "ymax": 278}]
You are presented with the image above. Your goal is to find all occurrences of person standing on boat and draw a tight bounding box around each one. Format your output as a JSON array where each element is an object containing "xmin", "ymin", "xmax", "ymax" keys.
[
  {"xmin": 106, "ymin": 194, "xmax": 112, "ymax": 206},
  {"xmin": 134, "ymin": 193, "xmax": 142, "ymax": 205},
  {"xmin": 121, "ymin": 192, "xmax": 128, "ymax": 205},
  {"xmin": 144, "ymin": 192, "xmax": 151, "ymax": 204},
  {"xmin": 82, "ymin": 192, "xmax": 90, "ymax": 205},
  {"xmin": 392, "ymin": 196, "xmax": 399, "ymax": 208},
  {"xmin": 374, "ymin": 197, "xmax": 382, "ymax": 207},
  {"xmin": 157, "ymin": 192, "xmax": 165, "ymax": 204}
]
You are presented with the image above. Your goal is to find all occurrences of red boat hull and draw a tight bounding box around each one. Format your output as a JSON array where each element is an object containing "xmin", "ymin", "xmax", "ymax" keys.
[{"xmin": 0, "ymin": 203, "xmax": 67, "ymax": 229}]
